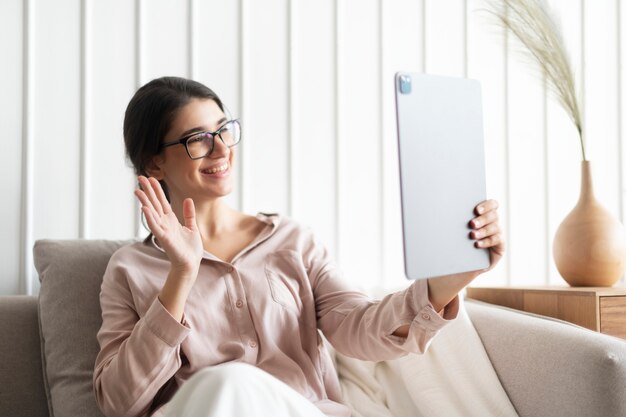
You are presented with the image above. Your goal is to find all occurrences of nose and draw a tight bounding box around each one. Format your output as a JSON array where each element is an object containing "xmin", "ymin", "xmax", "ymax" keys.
[{"xmin": 210, "ymin": 135, "xmax": 230, "ymax": 158}]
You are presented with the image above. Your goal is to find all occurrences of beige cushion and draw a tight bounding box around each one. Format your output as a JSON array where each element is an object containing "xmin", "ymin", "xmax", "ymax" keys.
[
  {"xmin": 466, "ymin": 299, "xmax": 626, "ymax": 417},
  {"xmin": 34, "ymin": 239, "xmax": 135, "ymax": 417}
]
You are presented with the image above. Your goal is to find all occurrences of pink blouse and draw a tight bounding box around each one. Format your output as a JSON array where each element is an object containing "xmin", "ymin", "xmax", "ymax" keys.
[{"xmin": 93, "ymin": 213, "xmax": 459, "ymax": 417}]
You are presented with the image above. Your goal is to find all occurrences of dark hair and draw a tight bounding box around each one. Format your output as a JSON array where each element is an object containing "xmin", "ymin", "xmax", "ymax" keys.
[{"xmin": 123, "ymin": 76, "xmax": 225, "ymax": 202}]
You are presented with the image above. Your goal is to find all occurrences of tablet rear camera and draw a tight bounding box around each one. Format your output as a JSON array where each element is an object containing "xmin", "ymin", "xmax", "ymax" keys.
[{"xmin": 399, "ymin": 75, "xmax": 412, "ymax": 94}]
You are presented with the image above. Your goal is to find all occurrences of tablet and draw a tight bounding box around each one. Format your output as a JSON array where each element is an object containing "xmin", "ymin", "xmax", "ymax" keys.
[{"xmin": 394, "ymin": 72, "xmax": 490, "ymax": 280}]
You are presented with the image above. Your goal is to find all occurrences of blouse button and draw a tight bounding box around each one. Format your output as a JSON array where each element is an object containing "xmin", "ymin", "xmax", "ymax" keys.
[
  {"xmin": 422, "ymin": 313, "xmax": 431, "ymax": 320},
  {"xmin": 249, "ymin": 340, "xmax": 257, "ymax": 348},
  {"xmin": 235, "ymin": 300, "xmax": 244, "ymax": 308}
]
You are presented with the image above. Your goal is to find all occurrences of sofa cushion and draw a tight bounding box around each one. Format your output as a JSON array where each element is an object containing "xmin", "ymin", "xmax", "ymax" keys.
[
  {"xmin": 34, "ymin": 239, "xmax": 136, "ymax": 417},
  {"xmin": 0, "ymin": 296, "xmax": 49, "ymax": 417},
  {"xmin": 466, "ymin": 299, "xmax": 626, "ymax": 417}
]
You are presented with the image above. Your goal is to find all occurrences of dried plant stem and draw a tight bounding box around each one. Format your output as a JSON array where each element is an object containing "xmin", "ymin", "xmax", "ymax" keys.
[{"xmin": 486, "ymin": 0, "xmax": 586, "ymax": 160}]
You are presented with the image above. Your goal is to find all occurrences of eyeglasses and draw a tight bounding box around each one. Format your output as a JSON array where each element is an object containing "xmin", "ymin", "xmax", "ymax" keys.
[{"xmin": 160, "ymin": 119, "xmax": 241, "ymax": 160}]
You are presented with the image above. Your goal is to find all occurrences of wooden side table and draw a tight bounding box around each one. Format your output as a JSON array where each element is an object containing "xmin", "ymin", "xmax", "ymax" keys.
[{"xmin": 466, "ymin": 286, "xmax": 626, "ymax": 340}]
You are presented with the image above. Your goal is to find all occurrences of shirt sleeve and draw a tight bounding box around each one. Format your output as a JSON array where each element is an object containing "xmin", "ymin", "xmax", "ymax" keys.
[
  {"xmin": 304, "ymin": 233, "xmax": 459, "ymax": 361},
  {"xmin": 93, "ymin": 257, "xmax": 191, "ymax": 417}
]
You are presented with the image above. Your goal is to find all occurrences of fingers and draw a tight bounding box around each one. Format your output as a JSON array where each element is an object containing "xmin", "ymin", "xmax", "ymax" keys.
[
  {"xmin": 182, "ymin": 198, "xmax": 197, "ymax": 230},
  {"xmin": 137, "ymin": 176, "xmax": 164, "ymax": 217},
  {"xmin": 470, "ymin": 220, "xmax": 503, "ymax": 248},
  {"xmin": 474, "ymin": 232, "xmax": 504, "ymax": 249},
  {"xmin": 474, "ymin": 199, "xmax": 499, "ymax": 215},
  {"xmin": 470, "ymin": 201, "xmax": 499, "ymax": 229},
  {"xmin": 470, "ymin": 222, "xmax": 499, "ymax": 240},
  {"xmin": 470, "ymin": 199, "xmax": 505, "ymax": 252},
  {"xmin": 134, "ymin": 176, "xmax": 169, "ymax": 236},
  {"xmin": 134, "ymin": 188, "xmax": 157, "ymax": 219},
  {"xmin": 149, "ymin": 177, "xmax": 172, "ymax": 214},
  {"xmin": 140, "ymin": 202, "xmax": 163, "ymax": 235},
  {"xmin": 470, "ymin": 210, "xmax": 498, "ymax": 229}
]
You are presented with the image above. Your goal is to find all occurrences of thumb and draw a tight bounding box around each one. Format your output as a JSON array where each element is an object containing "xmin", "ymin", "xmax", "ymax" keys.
[{"xmin": 182, "ymin": 198, "xmax": 197, "ymax": 230}]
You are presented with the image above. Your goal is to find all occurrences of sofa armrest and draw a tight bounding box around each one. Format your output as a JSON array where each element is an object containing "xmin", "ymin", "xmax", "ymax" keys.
[
  {"xmin": 466, "ymin": 299, "xmax": 626, "ymax": 417},
  {"xmin": 0, "ymin": 296, "xmax": 49, "ymax": 417}
]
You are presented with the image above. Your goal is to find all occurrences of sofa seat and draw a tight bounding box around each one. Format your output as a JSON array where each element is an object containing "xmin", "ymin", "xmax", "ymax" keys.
[{"xmin": 1, "ymin": 239, "xmax": 625, "ymax": 417}]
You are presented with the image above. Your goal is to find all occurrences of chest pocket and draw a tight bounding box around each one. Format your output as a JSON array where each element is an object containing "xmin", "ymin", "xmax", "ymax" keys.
[{"xmin": 264, "ymin": 251, "xmax": 305, "ymax": 314}]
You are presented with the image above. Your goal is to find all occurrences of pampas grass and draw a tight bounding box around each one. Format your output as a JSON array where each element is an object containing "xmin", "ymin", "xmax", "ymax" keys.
[{"xmin": 485, "ymin": 0, "xmax": 586, "ymax": 160}]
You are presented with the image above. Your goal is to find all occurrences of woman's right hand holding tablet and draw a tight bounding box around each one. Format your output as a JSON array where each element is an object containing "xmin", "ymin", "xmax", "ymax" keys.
[{"xmin": 135, "ymin": 176, "xmax": 203, "ymax": 285}]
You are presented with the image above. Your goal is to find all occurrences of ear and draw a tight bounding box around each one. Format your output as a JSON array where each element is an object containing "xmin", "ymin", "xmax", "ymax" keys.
[{"xmin": 145, "ymin": 154, "xmax": 165, "ymax": 180}]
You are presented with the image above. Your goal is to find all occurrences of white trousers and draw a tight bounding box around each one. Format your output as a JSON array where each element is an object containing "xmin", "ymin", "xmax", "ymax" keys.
[{"xmin": 163, "ymin": 363, "xmax": 328, "ymax": 417}]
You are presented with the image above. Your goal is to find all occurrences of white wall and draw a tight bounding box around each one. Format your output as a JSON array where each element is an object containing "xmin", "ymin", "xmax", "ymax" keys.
[{"xmin": 1, "ymin": 0, "xmax": 624, "ymax": 295}]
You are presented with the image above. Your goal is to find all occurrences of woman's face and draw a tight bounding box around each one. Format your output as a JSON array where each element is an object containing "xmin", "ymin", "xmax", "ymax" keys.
[{"xmin": 151, "ymin": 98, "xmax": 236, "ymax": 204}]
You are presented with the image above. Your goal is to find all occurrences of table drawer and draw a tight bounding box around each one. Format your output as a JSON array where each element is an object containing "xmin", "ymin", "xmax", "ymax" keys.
[{"xmin": 601, "ymin": 296, "xmax": 626, "ymax": 339}]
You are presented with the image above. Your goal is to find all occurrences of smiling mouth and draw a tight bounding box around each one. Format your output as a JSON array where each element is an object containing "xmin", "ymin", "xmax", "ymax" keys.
[{"xmin": 200, "ymin": 163, "xmax": 229, "ymax": 174}]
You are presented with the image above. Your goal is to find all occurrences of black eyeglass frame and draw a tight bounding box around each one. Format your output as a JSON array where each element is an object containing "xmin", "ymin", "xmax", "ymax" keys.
[{"xmin": 159, "ymin": 119, "xmax": 241, "ymax": 160}]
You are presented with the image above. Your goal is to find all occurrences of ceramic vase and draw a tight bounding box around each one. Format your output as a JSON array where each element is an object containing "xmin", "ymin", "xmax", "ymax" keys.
[{"xmin": 553, "ymin": 161, "xmax": 626, "ymax": 286}]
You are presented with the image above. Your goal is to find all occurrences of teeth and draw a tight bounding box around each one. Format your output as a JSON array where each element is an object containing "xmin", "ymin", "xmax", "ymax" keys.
[{"xmin": 203, "ymin": 163, "xmax": 228, "ymax": 174}]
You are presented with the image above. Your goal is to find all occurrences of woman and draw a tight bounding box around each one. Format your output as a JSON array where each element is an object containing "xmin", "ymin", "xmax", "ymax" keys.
[{"xmin": 93, "ymin": 76, "xmax": 504, "ymax": 417}]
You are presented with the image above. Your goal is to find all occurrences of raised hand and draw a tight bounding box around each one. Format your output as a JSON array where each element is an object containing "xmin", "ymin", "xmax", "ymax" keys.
[{"xmin": 134, "ymin": 176, "xmax": 204, "ymax": 275}]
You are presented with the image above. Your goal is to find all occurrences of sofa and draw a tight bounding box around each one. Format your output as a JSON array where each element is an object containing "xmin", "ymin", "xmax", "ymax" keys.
[{"xmin": 1, "ymin": 239, "xmax": 626, "ymax": 417}]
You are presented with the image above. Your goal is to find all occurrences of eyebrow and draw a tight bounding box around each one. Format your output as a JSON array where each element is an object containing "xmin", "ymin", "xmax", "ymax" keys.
[{"xmin": 178, "ymin": 117, "xmax": 228, "ymax": 138}]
